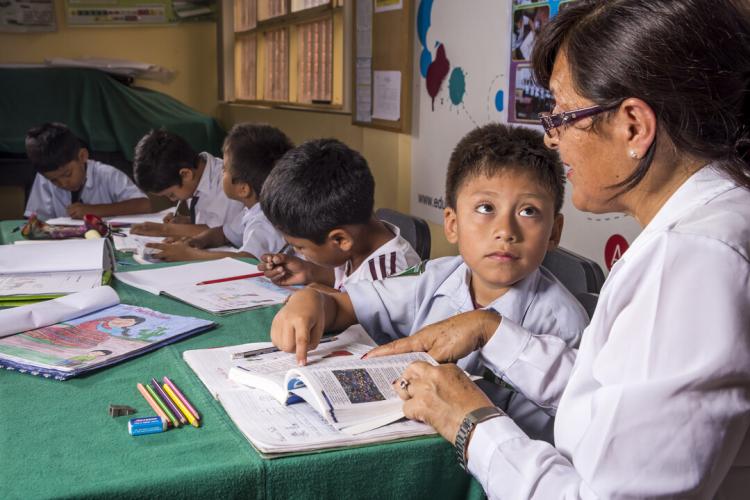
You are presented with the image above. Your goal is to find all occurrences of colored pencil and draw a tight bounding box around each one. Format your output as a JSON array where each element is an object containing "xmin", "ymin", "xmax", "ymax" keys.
[
  {"xmin": 145, "ymin": 383, "xmax": 180, "ymax": 428},
  {"xmin": 163, "ymin": 376, "xmax": 200, "ymax": 421},
  {"xmin": 195, "ymin": 272, "xmax": 265, "ymax": 286},
  {"xmin": 137, "ymin": 383, "xmax": 171, "ymax": 426},
  {"xmin": 163, "ymin": 384, "xmax": 200, "ymax": 428},
  {"xmin": 151, "ymin": 378, "xmax": 186, "ymax": 425}
]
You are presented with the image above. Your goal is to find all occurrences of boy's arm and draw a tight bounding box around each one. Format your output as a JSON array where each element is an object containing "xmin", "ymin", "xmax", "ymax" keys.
[
  {"xmin": 270, "ymin": 288, "xmax": 357, "ymax": 365},
  {"xmin": 67, "ymin": 198, "xmax": 152, "ymax": 219},
  {"xmin": 130, "ymin": 222, "xmax": 209, "ymax": 238},
  {"xmin": 259, "ymin": 254, "xmax": 335, "ymax": 287},
  {"xmin": 188, "ymin": 226, "xmax": 229, "ymax": 249}
]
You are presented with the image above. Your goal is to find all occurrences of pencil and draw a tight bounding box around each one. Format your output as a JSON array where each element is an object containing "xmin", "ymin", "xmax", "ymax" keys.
[
  {"xmin": 137, "ymin": 383, "xmax": 171, "ymax": 426},
  {"xmin": 163, "ymin": 376, "xmax": 200, "ymax": 422},
  {"xmin": 151, "ymin": 378, "xmax": 187, "ymax": 425},
  {"xmin": 163, "ymin": 384, "xmax": 200, "ymax": 428},
  {"xmin": 195, "ymin": 272, "xmax": 265, "ymax": 286},
  {"xmin": 145, "ymin": 383, "xmax": 181, "ymax": 428}
]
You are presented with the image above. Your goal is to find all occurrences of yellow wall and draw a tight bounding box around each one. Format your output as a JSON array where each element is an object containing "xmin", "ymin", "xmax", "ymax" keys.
[
  {"xmin": 219, "ymin": 104, "xmax": 457, "ymax": 257},
  {"xmin": 0, "ymin": 3, "xmax": 218, "ymax": 116}
]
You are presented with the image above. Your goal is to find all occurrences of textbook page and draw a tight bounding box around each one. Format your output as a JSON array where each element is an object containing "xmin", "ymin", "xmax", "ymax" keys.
[
  {"xmin": 46, "ymin": 208, "xmax": 175, "ymax": 226},
  {"xmin": 0, "ymin": 270, "xmax": 103, "ymax": 297},
  {"xmin": 0, "ymin": 238, "xmax": 109, "ymax": 274},
  {"xmin": 183, "ymin": 325, "xmax": 436, "ymax": 457},
  {"xmin": 0, "ymin": 286, "xmax": 119, "ymax": 338},
  {"xmin": 115, "ymin": 258, "xmax": 260, "ymax": 295},
  {"xmin": 162, "ymin": 277, "xmax": 291, "ymax": 314}
]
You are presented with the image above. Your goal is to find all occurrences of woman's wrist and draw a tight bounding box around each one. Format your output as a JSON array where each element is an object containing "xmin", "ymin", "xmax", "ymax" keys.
[
  {"xmin": 454, "ymin": 406, "xmax": 505, "ymax": 470},
  {"xmin": 478, "ymin": 309, "xmax": 502, "ymax": 348}
]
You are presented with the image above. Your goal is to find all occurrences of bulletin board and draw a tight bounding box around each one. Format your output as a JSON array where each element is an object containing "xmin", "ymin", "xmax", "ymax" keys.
[
  {"xmin": 64, "ymin": 0, "xmax": 216, "ymax": 26},
  {"xmin": 352, "ymin": 0, "xmax": 414, "ymax": 132}
]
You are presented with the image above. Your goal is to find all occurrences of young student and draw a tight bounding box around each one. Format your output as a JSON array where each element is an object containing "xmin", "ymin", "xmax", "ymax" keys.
[
  {"xmin": 258, "ymin": 138, "xmax": 421, "ymax": 290},
  {"xmin": 145, "ymin": 123, "xmax": 292, "ymax": 261},
  {"xmin": 269, "ymin": 124, "xmax": 589, "ymax": 441},
  {"xmin": 130, "ymin": 129, "xmax": 244, "ymax": 238},
  {"xmin": 24, "ymin": 122, "xmax": 151, "ymax": 221}
]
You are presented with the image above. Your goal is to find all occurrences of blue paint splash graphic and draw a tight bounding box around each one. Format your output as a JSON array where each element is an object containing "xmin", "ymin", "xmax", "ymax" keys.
[
  {"xmin": 448, "ymin": 67, "xmax": 466, "ymax": 105},
  {"xmin": 417, "ymin": 0, "xmax": 434, "ymax": 78}
]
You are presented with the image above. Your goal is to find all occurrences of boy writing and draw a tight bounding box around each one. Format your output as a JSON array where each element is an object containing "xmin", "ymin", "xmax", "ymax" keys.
[
  {"xmin": 258, "ymin": 138, "xmax": 421, "ymax": 290},
  {"xmin": 269, "ymin": 124, "xmax": 589, "ymax": 441},
  {"xmin": 24, "ymin": 122, "xmax": 151, "ymax": 220},
  {"xmin": 130, "ymin": 129, "xmax": 244, "ymax": 238},
  {"xmin": 145, "ymin": 123, "xmax": 292, "ymax": 261}
]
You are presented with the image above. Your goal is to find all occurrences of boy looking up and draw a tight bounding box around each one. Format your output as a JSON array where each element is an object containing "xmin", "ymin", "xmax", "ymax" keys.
[
  {"xmin": 269, "ymin": 124, "xmax": 589, "ymax": 442},
  {"xmin": 24, "ymin": 122, "xmax": 151, "ymax": 220},
  {"xmin": 258, "ymin": 138, "xmax": 421, "ymax": 290},
  {"xmin": 146, "ymin": 123, "xmax": 292, "ymax": 261},
  {"xmin": 130, "ymin": 129, "xmax": 244, "ymax": 238}
]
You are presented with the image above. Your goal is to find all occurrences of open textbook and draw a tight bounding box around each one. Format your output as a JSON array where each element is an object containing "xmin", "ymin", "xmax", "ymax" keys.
[
  {"xmin": 115, "ymin": 258, "xmax": 293, "ymax": 314},
  {"xmin": 112, "ymin": 228, "xmax": 238, "ymax": 265},
  {"xmin": 0, "ymin": 286, "xmax": 215, "ymax": 380},
  {"xmin": 44, "ymin": 207, "xmax": 175, "ymax": 226},
  {"xmin": 184, "ymin": 326, "xmax": 437, "ymax": 457},
  {"xmin": 0, "ymin": 238, "xmax": 114, "ymax": 302}
]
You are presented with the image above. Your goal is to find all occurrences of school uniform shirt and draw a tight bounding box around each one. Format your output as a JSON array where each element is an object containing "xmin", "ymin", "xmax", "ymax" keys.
[
  {"xmin": 222, "ymin": 203, "xmax": 287, "ymax": 258},
  {"xmin": 24, "ymin": 160, "xmax": 147, "ymax": 220},
  {"xmin": 467, "ymin": 165, "xmax": 750, "ymax": 499},
  {"xmin": 333, "ymin": 221, "xmax": 421, "ymax": 290},
  {"xmin": 190, "ymin": 152, "xmax": 244, "ymax": 228},
  {"xmin": 345, "ymin": 255, "xmax": 588, "ymax": 440}
]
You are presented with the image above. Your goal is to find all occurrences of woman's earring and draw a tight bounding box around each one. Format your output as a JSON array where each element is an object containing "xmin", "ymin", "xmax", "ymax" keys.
[{"xmin": 629, "ymin": 150, "xmax": 639, "ymax": 159}]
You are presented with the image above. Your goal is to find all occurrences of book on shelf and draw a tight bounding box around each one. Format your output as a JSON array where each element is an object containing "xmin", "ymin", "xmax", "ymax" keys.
[
  {"xmin": 0, "ymin": 286, "xmax": 215, "ymax": 380},
  {"xmin": 183, "ymin": 325, "xmax": 437, "ymax": 457},
  {"xmin": 0, "ymin": 238, "xmax": 114, "ymax": 305},
  {"xmin": 115, "ymin": 257, "xmax": 293, "ymax": 314}
]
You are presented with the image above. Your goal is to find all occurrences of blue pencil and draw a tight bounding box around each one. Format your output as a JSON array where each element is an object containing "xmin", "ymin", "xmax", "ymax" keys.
[{"xmin": 150, "ymin": 378, "xmax": 187, "ymax": 425}]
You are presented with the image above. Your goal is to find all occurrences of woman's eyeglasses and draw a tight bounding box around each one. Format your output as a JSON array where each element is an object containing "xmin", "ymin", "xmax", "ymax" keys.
[{"xmin": 539, "ymin": 104, "xmax": 620, "ymax": 138}]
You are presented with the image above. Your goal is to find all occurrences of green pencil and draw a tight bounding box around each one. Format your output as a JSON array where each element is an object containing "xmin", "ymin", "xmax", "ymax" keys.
[{"xmin": 145, "ymin": 383, "xmax": 180, "ymax": 428}]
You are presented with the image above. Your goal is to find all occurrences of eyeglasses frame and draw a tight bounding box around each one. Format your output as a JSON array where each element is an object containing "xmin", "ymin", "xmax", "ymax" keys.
[{"xmin": 539, "ymin": 103, "xmax": 621, "ymax": 138}]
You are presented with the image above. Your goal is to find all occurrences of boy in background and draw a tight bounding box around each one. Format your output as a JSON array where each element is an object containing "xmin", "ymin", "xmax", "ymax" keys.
[
  {"xmin": 145, "ymin": 123, "xmax": 292, "ymax": 261},
  {"xmin": 259, "ymin": 138, "xmax": 420, "ymax": 290},
  {"xmin": 130, "ymin": 129, "xmax": 244, "ymax": 238},
  {"xmin": 24, "ymin": 122, "xmax": 151, "ymax": 220},
  {"xmin": 269, "ymin": 124, "xmax": 589, "ymax": 442}
]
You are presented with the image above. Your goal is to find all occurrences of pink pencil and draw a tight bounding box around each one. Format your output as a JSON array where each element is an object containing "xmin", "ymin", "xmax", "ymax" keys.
[
  {"xmin": 163, "ymin": 376, "xmax": 201, "ymax": 421},
  {"xmin": 137, "ymin": 383, "xmax": 172, "ymax": 426}
]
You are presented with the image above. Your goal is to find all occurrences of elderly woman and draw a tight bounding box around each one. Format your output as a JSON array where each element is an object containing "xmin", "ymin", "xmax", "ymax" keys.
[{"xmin": 367, "ymin": 0, "xmax": 750, "ymax": 498}]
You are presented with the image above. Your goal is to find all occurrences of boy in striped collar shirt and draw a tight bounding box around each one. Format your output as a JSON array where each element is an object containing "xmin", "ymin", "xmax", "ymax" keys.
[{"xmin": 258, "ymin": 138, "xmax": 420, "ymax": 291}]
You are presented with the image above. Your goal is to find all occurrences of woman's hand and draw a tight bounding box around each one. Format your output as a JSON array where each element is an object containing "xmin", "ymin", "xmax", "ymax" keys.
[
  {"xmin": 394, "ymin": 362, "xmax": 494, "ymax": 443},
  {"xmin": 364, "ymin": 309, "xmax": 502, "ymax": 363}
]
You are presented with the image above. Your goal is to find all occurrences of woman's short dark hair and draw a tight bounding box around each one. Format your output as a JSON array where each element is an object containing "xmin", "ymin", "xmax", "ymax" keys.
[
  {"xmin": 133, "ymin": 129, "xmax": 199, "ymax": 193},
  {"xmin": 446, "ymin": 123, "xmax": 565, "ymax": 213},
  {"xmin": 260, "ymin": 139, "xmax": 374, "ymax": 244},
  {"xmin": 532, "ymin": 0, "xmax": 750, "ymax": 191}
]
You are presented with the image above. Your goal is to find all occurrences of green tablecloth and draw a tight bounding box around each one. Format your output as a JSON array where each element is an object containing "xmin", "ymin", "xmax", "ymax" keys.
[
  {"xmin": 0, "ymin": 220, "xmax": 484, "ymax": 499},
  {"xmin": 0, "ymin": 68, "xmax": 225, "ymax": 160}
]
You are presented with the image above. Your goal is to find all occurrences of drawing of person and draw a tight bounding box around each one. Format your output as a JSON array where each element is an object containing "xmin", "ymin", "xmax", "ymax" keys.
[
  {"xmin": 26, "ymin": 315, "xmax": 146, "ymax": 349},
  {"xmin": 58, "ymin": 349, "xmax": 113, "ymax": 367}
]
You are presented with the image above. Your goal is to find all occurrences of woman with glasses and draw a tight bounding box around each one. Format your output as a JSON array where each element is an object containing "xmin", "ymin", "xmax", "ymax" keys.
[{"xmin": 366, "ymin": 0, "xmax": 750, "ymax": 497}]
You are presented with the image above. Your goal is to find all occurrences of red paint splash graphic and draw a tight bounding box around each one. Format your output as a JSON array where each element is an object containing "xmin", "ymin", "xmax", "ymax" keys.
[{"xmin": 426, "ymin": 43, "xmax": 450, "ymax": 111}]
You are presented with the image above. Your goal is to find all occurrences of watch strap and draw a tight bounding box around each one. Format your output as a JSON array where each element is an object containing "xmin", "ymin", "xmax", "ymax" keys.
[{"xmin": 454, "ymin": 406, "xmax": 504, "ymax": 471}]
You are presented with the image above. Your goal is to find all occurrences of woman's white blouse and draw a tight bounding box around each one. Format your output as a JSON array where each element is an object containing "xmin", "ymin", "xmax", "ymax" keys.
[{"xmin": 469, "ymin": 166, "xmax": 750, "ymax": 499}]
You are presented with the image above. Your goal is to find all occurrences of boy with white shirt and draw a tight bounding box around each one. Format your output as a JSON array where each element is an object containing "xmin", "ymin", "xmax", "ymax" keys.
[
  {"xmin": 258, "ymin": 138, "xmax": 421, "ymax": 291},
  {"xmin": 130, "ymin": 129, "xmax": 244, "ymax": 238},
  {"xmin": 145, "ymin": 124, "xmax": 292, "ymax": 261},
  {"xmin": 269, "ymin": 124, "xmax": 589, "ymax": 441},
  {"xmin": 24, "ymin": 122, "xmax": 151, "ymax": 220}
]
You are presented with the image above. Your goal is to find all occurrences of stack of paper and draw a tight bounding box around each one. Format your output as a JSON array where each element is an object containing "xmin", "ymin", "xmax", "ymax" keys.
[{"xmin": 0, "ymin": 239, "xmax": 114, "ymax": 306}]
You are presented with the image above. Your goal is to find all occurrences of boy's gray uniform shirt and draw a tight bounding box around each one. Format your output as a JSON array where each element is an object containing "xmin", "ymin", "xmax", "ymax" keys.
[{"xmin": 346, "ymin": 255, "xmax": 589, "ymax": 441}]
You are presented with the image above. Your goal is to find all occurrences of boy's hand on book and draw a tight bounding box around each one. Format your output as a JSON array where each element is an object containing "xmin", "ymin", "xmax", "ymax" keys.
[
  {"xmin": 364, "ymin": 310, "xmax": 502, "ymax": 363},
  {"xmin": 188, "ymin": 231, "xmax": 213, "ymax": 249},
  {"xmin": 271, "ymin": 288, "xmax": 326, "ymax": 365},
  {"xmin": 394, "ymin": 362, "xmax": 494, "ymax": 443},
  {"xmin": 145, "ymin": 241, "xmax": 196, "ymax": 262},
  {"xmin": 259, "ymin": 253, "xmax": 310, "ymax": 286}
]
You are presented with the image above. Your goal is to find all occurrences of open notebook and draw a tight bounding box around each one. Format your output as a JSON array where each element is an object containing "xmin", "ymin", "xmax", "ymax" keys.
[
  {"xmin": 0, "ymin": 238, "xmax": 114, "ymax": 305},
  {"xmin": 183, "ymin": 326, "xmax": 436, "ymax": 457},
  {"xmin": 115, "ymin": 258, "xmax": 293, "ymax": 314}
]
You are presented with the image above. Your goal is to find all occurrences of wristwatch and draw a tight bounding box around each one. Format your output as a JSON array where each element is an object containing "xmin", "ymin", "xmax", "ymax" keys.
[{"xmin": 454, "ymin": 406, "xmax": 505, "ymax": 471}]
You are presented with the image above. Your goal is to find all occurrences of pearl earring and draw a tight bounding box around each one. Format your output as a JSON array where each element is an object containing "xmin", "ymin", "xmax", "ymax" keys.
[{"xmin": 629, "ymin": 150, "xmax": 639, "ymax": 159}]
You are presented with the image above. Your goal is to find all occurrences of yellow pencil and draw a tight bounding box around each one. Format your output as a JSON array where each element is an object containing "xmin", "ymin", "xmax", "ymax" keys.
[
  {"xmin": 163, "ymin": 383, "xmax": 200, "ymax": 428},
  {"xmin": 137, "ymin": 383, "xmax": 171, "ymax": 427}
]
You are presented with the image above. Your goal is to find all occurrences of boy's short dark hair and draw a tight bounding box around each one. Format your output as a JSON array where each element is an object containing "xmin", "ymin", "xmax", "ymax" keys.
[
  {"xmin": 133, "ymin": 129, "xmax": 198, "ymax": 193},
  {"xmin": 445, "ymin": 123, "xmax": 565, "ymax": 213},
  {"xmin": 224, "ymin": 123, "xmax": 293, "ymax": 195},
  {"xmin": 25, "ymin": 122, "xmax": 83, "ymax": 174},
  {"xmin": 260, "ymin": 138, "xmax": 374, "ymax": 244}
]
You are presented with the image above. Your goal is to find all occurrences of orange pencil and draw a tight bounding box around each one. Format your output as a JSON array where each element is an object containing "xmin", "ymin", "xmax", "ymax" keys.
[{"xmin": 137, "ymin": 383, "xmax": 171, "ymax": 427}]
